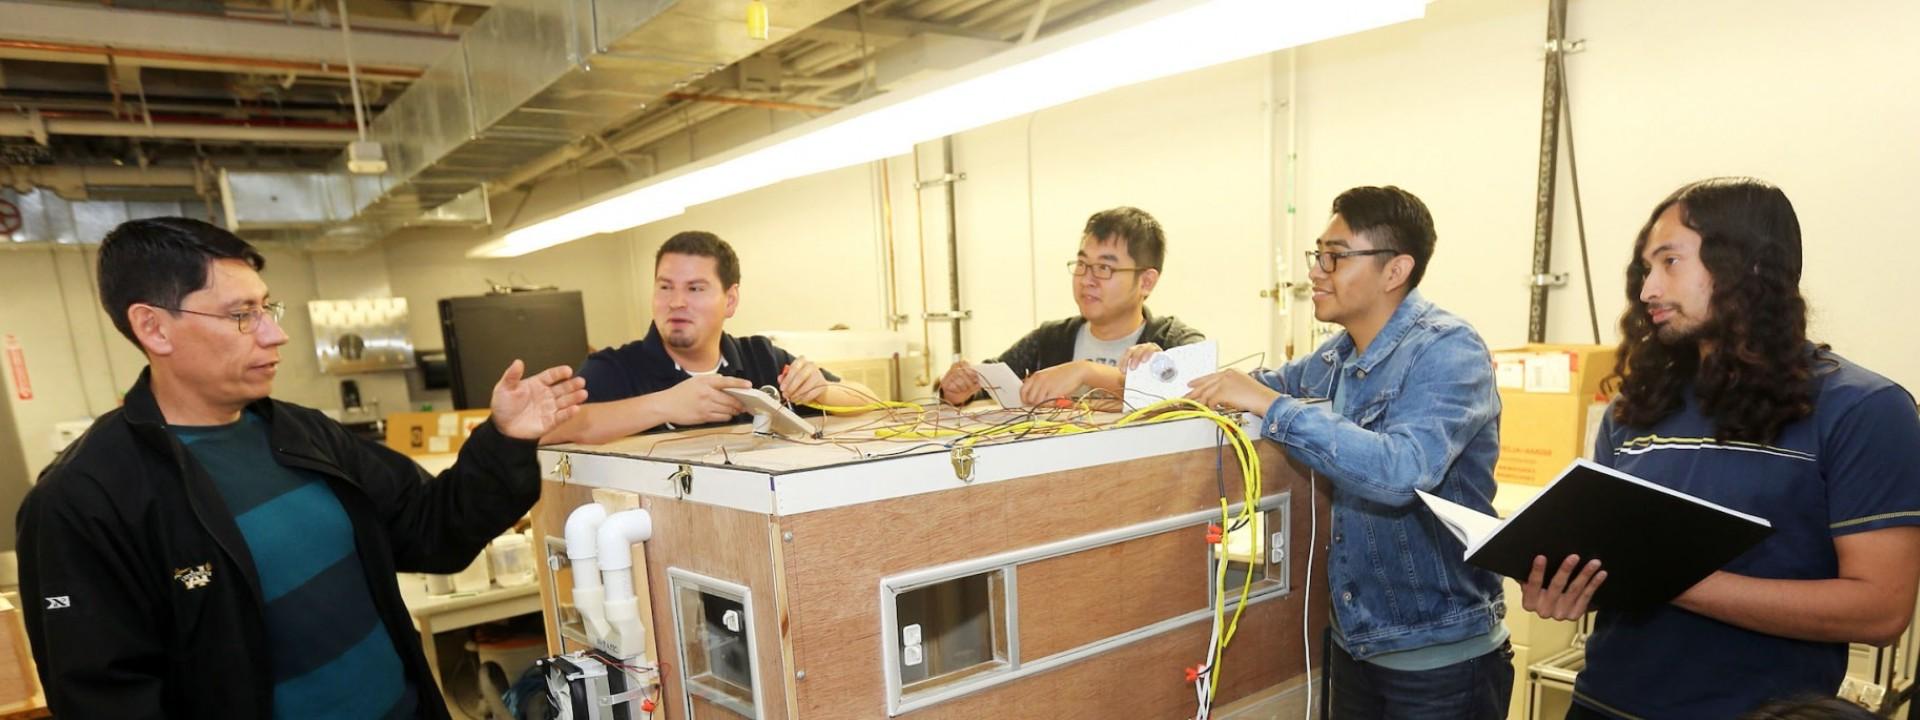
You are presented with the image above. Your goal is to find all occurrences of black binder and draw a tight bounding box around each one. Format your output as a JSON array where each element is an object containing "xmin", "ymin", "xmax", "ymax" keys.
[{"xmin": 1421, "ymin": 458, "xmax": 1773, "ymax": 609}]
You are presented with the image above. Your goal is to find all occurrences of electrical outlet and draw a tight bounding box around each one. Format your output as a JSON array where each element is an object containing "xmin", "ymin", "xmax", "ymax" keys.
[
  {"xmin": 1857, "ymin": 682, "xmax": 1885, "ymax": 708},
  {"xmin": 1837, "ymin": 676, "xmax": 1864, "ymax": 702},
  {"xmin": 903, "ymin": 624, "xmax": 922, "ymax": 645},
  {"xmin": 902, "ymin": 644, "xmax": 923, "ymax": 667}
]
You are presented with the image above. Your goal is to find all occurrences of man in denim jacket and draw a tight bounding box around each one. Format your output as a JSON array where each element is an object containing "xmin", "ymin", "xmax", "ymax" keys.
[{"xmin": 1189, "ymin": 186, "xmax": 1509, "ymax": 718}]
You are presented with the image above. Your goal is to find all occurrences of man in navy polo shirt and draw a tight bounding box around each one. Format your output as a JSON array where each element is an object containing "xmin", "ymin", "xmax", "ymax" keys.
[
  {"xmin": 1521, "ymin": 178, "xmax": 1920, "ymax": 719},
  {"xmin": 543, "ymin": 231, "xmax": 876, "ymax": 444}
]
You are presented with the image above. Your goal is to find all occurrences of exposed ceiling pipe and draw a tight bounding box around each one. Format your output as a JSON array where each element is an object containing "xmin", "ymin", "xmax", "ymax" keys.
[
  {"xmin": 780, "ymin": 60, "xmax": 875, "ymax": 88},
  {"xmin": 337, "ymin": 0, "xmax": 372, "ymax": 145},
  {"xmin": 661, "ymin": 92, "xmax": 839, "ymax": 114},
  {"xmin": 0, "ymin": 112, "xmax": 358, "ymax": 144},
  {"xmin": 1019, "ymin": 0, "xmax": 1053, "ymax": 43},
  {"xmin": 231, "ymin": 0, "xmax": 864, "ymax": 240},
  {"xmin": 0, "ymin": 39, "xmax": 424, "ymax": 81},
  {"xmin": 489, "ymin": 43, "xmax": 889, "ymax": 193},
  {"xmin": 928, "ymin": 0, "xmax": 1001, "ymax": 24},
  {"xmin": 4, "ymin": 164, "xmax": 201, "ymax": 200},
  {"xmin": 910, "ymin": 0, "xmax": 983, "ymax": 23}
]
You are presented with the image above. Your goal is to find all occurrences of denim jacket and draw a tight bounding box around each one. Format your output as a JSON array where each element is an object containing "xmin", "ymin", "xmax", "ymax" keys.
[{"xmin": 1253, "ymin": 290, "xmax": 1505, "ymax": 659}]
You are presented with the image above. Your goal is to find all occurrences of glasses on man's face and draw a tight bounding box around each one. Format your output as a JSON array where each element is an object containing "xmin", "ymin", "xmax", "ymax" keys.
[
  {"xmin": 1067, "ymin": 259, "xmax": 1146, "ymax": 280},
  {"xmin": 160, "ymin": 302, "xmax": 287, "ymax": 334},
  {"xmin": 1306, "ymin": 249, "xmax": 1398, "ymax": 273}
]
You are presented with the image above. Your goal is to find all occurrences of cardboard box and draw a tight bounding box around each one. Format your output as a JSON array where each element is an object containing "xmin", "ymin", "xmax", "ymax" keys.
[
  {"xmin": 0, "ymin": 604, "xmax": 43, "ymax": 713},
  {"xmin": 385, "ymin": 409, "xmax": 493, "ymax": 457},
  {"xmin": 1492, "ymin": 344, "xmax": 1616, "ymax": 486}
]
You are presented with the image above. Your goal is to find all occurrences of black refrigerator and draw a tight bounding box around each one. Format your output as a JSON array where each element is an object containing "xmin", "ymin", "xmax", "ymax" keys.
[{"xmin": 438, "ymin": 290, "xmax": 591, "ymax": 410}]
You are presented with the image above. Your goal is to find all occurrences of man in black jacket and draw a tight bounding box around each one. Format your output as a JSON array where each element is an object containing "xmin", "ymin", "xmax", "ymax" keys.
[
  {"xmin": 939, "ymin": 206, "xmax": 1205, "ymax": 406},
  {"xmin": 17, "ymin": 217, "xmax": 587, "ymax": 719}
]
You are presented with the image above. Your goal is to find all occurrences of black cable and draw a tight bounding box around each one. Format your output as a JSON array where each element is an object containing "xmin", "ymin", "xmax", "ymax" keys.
[{"xmin": 1557, "ymin": 49, "xmax": 1601, "ymax": 345}]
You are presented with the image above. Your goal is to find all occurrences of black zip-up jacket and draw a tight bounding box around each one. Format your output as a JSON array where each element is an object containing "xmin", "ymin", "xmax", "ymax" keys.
[
  {"xmin": 16, "ymin": 370, "xmax": 540, "ymax": 719},
  {"xmin": 940, "ymin": 307, "xmax": 1207, "ymax": 400}
]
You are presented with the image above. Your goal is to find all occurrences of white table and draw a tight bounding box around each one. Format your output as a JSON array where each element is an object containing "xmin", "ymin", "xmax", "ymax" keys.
[{"xmin": 398, "ymin": 575, "xmax": 544, "ymax": 719}]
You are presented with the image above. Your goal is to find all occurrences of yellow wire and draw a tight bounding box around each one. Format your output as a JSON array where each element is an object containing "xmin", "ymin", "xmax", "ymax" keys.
[
  {"xmin": 803, "ymin": 400, "xmax": 923, "ymax": 413},
  {"xmin": 1116, "ymin": 398, "xmax": 1262, "ymax": 702}
]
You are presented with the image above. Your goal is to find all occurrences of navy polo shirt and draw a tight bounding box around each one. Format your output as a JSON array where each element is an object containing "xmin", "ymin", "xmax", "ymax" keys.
[
  {"xmin": 578, "ymin": 325, "xmax": 839, "ymax": 431},
  {"xmin": 1574, "ymin": 350, "xmax": 1920, "ymax": 719}
]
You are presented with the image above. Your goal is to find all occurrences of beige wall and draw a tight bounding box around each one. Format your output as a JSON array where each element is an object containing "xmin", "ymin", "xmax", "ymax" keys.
[
  {"xmin": 4, "ymin": 0, "xmax": 1918, "ymax": 504},
  {"xmin": 1294, "ymin": 0, "xmax": 1920, "ymax": 383}
]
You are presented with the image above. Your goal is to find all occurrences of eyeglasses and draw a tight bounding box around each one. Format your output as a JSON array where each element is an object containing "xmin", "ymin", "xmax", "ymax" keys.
[
  {"xmin": 1067, "ymin": 260, "xmax": 1147, "ymax": 280},
  {"xmin": 159, "ymin": 302, "xmax": 286, "ymax": 334},
  {"xmin": 1306, "ymin": 249, "xmax": 1398, "ymax": 273}
]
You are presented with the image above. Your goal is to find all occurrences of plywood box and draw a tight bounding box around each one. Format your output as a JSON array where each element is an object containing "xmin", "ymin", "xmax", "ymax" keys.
[
  {"xmin": 533, "ymin": 410, "xmax": 1331, "ymax": 719},
  {"xmin": 384, "ymin": 409, "xmax": 492, "ymax": 457},
  {"xmin": 1493, "ymin": 345, "xmax": 1616, "ymax": 486}
]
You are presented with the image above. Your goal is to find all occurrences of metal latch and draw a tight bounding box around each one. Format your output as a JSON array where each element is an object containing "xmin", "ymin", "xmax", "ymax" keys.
[
  {"xmin": 922, "ymin": 310, "xmax": 973, "ymax": 322},
  {"xmin": 669, "ymin": 464, "xmax": 693, "ymax": 498},
  {"xmin": 949, "ymin": 446, "xmax": 976, "ymax": 483},
  {"xmin": 1530, "ymin": 272, "xmax": 1569, "ymax": 288},
  {"xmin": 553, "ymin": 455, "xmax": 572, "ymax": 483}
]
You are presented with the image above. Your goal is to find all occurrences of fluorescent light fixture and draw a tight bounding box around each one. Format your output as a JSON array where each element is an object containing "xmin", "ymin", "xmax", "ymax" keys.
[{"xmin": 469, "ymin": 0, "xmax": 1424, "ymax": 258}]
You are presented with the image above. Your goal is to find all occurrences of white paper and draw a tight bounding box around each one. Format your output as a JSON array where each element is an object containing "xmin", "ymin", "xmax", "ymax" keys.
[
  {"xmin": 427, "ymin": 436, "xmax": 451, "ymax": 453},
  {"xmin": 722, "ymin": 387, "xmax": 819, "ymax": 438},
  {"xmin": 1124, "ymin": 340, "xmax": 1219, "ymax": 409},
  {"xmin": 436, "ymin": 412, "xmax": 459, "ymax": 437},
  {"xmin": 972, "ymin": 362, "xmax": 1028, "ymax": 409},
  {"xmin": 1416, "ymin": 490, "xmax": 1503, "ymax": 552}
]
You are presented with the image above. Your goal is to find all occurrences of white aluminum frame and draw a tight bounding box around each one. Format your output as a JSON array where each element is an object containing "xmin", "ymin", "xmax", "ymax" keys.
[
  {"xmin": 667, "ymin": 569, "xmax": 764, "ymax": 719},
  {"xmin": 879, "ymin": 491, "xmax": 1292, "ymax": 715}
]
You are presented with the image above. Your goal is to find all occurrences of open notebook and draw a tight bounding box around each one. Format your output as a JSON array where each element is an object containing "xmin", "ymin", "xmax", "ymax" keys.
[{"xmin": 1418, "ymin": 458, "xmax": 1773, "ymax": 609}]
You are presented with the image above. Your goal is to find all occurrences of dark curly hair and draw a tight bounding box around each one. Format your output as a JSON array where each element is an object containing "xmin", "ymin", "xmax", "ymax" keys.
[{"xmin": 1607, "ymin": 178, "xmax": 1818, "ymax": 443}]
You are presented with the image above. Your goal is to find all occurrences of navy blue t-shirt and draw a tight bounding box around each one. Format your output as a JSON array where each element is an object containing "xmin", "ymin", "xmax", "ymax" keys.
[
  {"xmin": 1574, "ymin": 351, "xmax": 1920, "ymax": 719},
  {"xmin": 171, "ymin": 412, "xmax": 416, "ymax": 720},
  {"xmin": 578, "ymin": 325, "xmax": 839, "ymax": 431}
]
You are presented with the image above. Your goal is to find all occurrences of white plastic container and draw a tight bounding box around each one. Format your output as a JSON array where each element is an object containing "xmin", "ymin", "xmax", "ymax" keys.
[
  {"xmin": 450, "ymin": 551, "xmax": 492, "ymax": 594},
  {"xmin": 488, "ymin": 531, "xmax": 537, "ymax": 588}
]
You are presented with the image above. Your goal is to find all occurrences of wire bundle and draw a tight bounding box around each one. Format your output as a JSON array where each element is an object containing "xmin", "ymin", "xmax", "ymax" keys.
[{"xmin": 1114, "ymin": 398, "xmax": 1263, "ymax": 720}]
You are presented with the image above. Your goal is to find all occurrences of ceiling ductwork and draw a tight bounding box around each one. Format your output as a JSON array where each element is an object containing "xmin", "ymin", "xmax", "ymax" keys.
[
  {"xmin": 221, "ymin": 0, "xmax": 862, "ymax": 248},
  {"xmin": 1, "ymin": 187, "xmax": 215, "ymax": 246}
]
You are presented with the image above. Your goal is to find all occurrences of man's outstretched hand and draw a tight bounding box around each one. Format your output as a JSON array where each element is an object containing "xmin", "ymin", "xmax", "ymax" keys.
[{"xmin": 490, "ymin": 360, "xmax": 589, "ymax": 440}]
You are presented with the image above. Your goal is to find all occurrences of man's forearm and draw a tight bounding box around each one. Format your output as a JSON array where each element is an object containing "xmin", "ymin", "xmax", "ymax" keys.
[
  {"xmin": 541, "ymin": 394, "xmax": 664, "ymax": 445},
  {"xmin": 1673, "ymin": 572, "xmax": 1909, "ymax": 645},
  {"xmin": 1081, "ymin": 362, "xmax": 1125, "ymax": 396}
]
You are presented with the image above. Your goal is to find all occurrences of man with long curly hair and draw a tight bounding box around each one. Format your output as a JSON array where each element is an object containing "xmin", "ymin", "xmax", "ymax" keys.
[{"xmin": 1519, "ymin": 178, "xmax": 1920, "ymax": 719}]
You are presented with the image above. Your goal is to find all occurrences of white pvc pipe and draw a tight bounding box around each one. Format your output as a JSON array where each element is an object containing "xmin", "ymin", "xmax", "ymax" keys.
[
  {"xmin": 596, "ymin": 509, "xmax": 655, "ymax": 660},
  {"xmin": 564, "ymin": 503, "xmax": 607, "ymax": 583},
  {"xmin": 595, "ymin": 509, "xmax": 653, "ymax": 577},
  {"xmin": 563, "ymin": 503, "xmax": 610, "ymax": 642}
]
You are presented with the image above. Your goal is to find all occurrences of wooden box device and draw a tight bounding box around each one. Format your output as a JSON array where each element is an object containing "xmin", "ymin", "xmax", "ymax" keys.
[{"xmin": 533, "ymin": 412, "xmax": 1330, "ymax": 719}]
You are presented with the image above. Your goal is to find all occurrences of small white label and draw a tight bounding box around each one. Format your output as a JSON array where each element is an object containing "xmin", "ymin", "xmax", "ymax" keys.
[
  {"xmin": 722, "ymin": 609, "xmax": 741, "ymax": 633},
  {"xmin": 1495, "ymin": 359, "xmax": 1526, "ymax": 390},
  {"xmin": 902, "ymin": 623, "xmax": 922, "ymax": 646},
  {"xmin": 45, "ymin": 596, "xmax": 69, "ymax": 610},
  {"xmin": 1523, "ymin": 352, "xmax": 1574, "ymax": 394},
  {"xmin": 902, "ymin": 645, "xmax": 923, "ymax": 667},
  {"xmin": 428, "ymin": 436, "xmax": 451, "ymax": 453}
]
